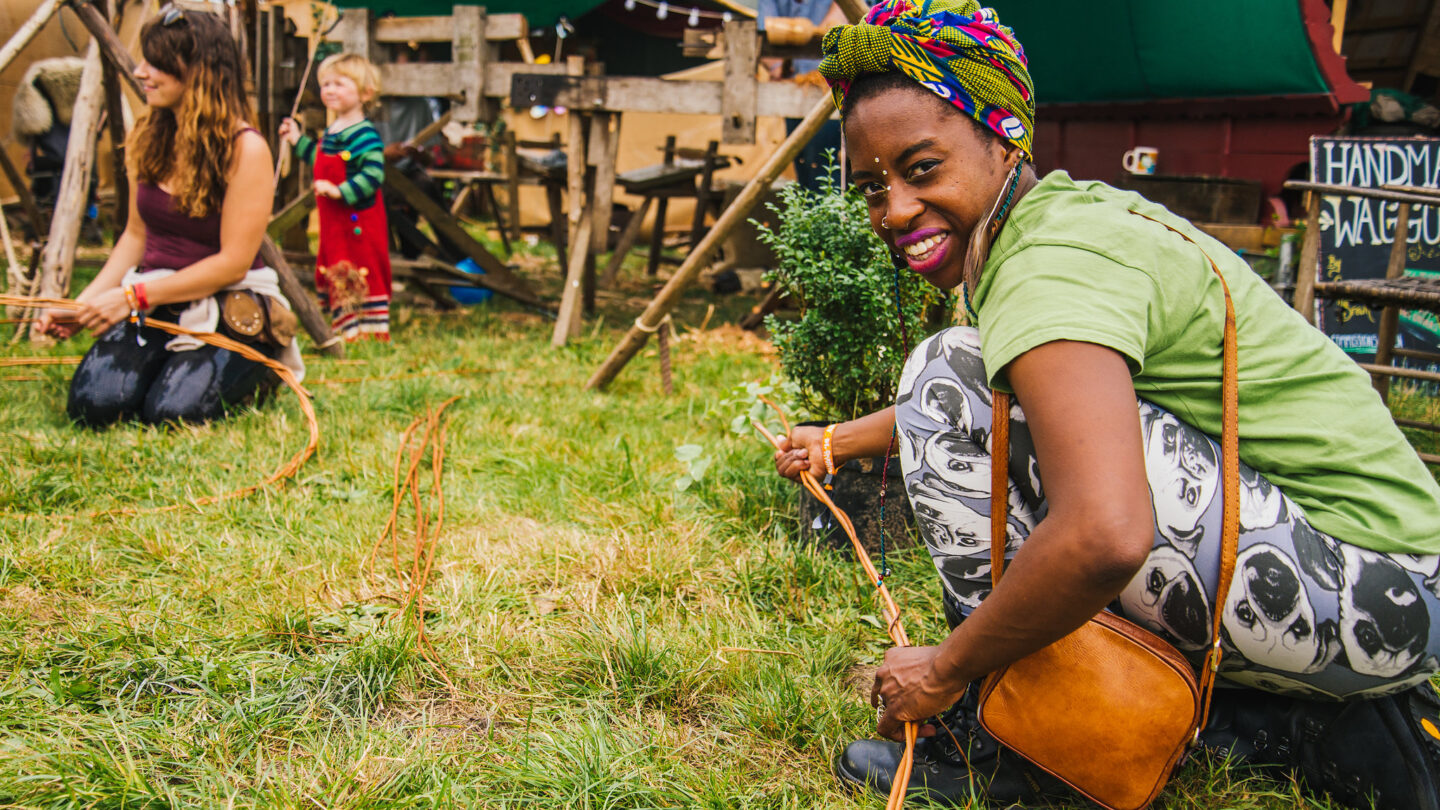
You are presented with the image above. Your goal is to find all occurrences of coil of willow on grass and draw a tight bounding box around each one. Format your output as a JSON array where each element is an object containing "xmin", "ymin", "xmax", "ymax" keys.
[{"xmin": 0, "ymin": 294, "xmax": 318, "ymax": 519}]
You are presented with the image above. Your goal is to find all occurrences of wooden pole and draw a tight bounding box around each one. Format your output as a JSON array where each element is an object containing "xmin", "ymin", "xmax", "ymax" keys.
[
  {"xmin": 586, "ymin": 111, "xmax": 619, "ymax": 315},
  {"xmin": 599, "ymin": 195, "xmax": 652, "ymax": 287},
  {"xmin": 257, "ymin": 236, "xmax": 343, "ymax": 357},
  {"xmin": 67, "ymin": 1, "xmax": 144, "ymax": 97},
  {"xmin": 98, "ymin": 0, "xmax": 130, "ymax": 233},
  {"xmin": 586, "ymin": 95, "xmax": 835, "ymax": 390},
  {"xmin": 504, "ymin": 130, "xmax": 521, "ymax": 243},
  {"xmin": 551, "ymin": 55, "xmax": 588, "ymax": 342},
  {"xmin": 1293, "ymin": 192, "xmax": 1321, "ymax": 325},
  {"xmin": 1, "ymin": 197, "xmax": 20, "ymax": 317},
  {"xmin": 1371, "ymin": 202, "xmax": 1413, "ymax": 402},
  {"xmin": 552, "ymin": 204, "xmax": 592, "ymax": 346},
  {"xmin": 31, "ymin": 42, "xmax": 106, "ymax": 340},
  {"xmin": 563, "ymin": 56, "xmax": 587, "ymax": 269},
  {"xmin": 0, "ymin": 145, "xmax": 48, "ymax": 237},
  {"xmin": 0, "ymin": 0, "xmax": 64, "ymax": 77},
  {"xmin": 403, "ymin": 110, "xmax": 453, "ymax": 150}
]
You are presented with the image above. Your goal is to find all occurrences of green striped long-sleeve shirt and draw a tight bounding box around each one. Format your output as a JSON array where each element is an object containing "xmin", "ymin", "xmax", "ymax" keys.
[{"xmin": 294, "ymin": 119, "xmax": 386, "ymax": 208}]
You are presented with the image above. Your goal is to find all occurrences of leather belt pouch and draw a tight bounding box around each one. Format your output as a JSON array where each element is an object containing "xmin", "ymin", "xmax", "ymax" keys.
[{"xmin": 219, "ymin": 290, "xmax": 298, "ymax": 348}]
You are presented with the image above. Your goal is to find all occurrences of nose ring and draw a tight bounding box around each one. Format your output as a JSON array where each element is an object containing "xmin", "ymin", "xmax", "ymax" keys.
[{"xmin": 881, "ymin": 216, "xmax": 889, "ymax": 230}]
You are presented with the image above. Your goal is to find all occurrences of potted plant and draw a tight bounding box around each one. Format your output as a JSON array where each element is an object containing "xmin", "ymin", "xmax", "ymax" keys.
[{"xmin": 755, "ymin": 171, "xmax": 951, "ymax": 554}]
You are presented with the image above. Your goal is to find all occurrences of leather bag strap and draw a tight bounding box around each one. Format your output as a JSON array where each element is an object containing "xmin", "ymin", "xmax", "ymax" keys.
[{"xmin": 986, "ymin": 211, "xmax": 1239, "ymax": 724}]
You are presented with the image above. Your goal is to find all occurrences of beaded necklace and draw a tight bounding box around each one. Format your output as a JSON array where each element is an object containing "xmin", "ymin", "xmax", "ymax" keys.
[{"xmin": 960, "ymin": 162, "xmax": 1024, "ymax": 323}]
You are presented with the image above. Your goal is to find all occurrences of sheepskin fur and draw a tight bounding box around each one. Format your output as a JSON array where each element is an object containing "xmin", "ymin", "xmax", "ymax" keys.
[{"xmin": 11, "ymin": 56, "xmax": 85, "ymax": 145}]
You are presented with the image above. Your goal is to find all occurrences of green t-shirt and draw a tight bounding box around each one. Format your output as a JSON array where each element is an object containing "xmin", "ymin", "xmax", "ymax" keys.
[{"xmin": 972, "ymin": 171, "xmax": 1440, "ymax": 555}]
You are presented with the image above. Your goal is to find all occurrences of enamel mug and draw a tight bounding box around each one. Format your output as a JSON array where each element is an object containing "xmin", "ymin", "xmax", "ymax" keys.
[{"xmin": 1123, "ymin": 146, "xmax": 1159, "ymax": 175}]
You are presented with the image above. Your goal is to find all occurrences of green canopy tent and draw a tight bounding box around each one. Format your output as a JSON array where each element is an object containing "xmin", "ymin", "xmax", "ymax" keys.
[{"xmin": 993, "ymin": 0, "xmax": 1349, "ymax": 105}]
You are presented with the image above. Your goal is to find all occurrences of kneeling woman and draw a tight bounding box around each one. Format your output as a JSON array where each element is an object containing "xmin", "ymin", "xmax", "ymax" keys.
[
  {"xmin": 773, "ymin": 2, "xmax": 1440, "ymax": 807},
  {"xmin": 41, "ymin": 7, "xmax": 302, "ymax": 426}
]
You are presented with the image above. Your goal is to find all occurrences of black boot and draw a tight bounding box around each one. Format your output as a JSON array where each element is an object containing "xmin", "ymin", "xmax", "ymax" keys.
[
  {"xmin": 1200, "ymin": 682, "xmax": 1440, "ymax": 810},
  {"xmin": 833, "ymin": 682, "xmax": 1073, "ymax": 807}
]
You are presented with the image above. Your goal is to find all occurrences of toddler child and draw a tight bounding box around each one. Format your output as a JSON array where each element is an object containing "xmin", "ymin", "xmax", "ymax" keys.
[{"xmin": 279, "ymin": 53, "xmax": 391, "ymax": 341}]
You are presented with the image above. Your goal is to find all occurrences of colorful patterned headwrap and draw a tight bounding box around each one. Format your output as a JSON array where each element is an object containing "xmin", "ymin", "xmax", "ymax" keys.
[{"xmin": 819, "ymin": 0, "xmax": 1035, "ymax": 157}]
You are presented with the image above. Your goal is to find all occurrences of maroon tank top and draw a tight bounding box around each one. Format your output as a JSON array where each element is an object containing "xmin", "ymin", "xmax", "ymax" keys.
[{"xmin": 137, "ymin": 129, "xmax": 266, "ymax": 272}]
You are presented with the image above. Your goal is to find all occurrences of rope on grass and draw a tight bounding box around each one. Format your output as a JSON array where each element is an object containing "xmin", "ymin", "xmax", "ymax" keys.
[
  {"xmin": 751, "ymin": 397, "xmax": 918, "ymax": 810},
  {"xmin": 363, "ymin": 395, "xmax": 463, "ymax": 690},
  {"xmin": 0, "ymin": 294, "xmax": 319, "ymax": 519}
]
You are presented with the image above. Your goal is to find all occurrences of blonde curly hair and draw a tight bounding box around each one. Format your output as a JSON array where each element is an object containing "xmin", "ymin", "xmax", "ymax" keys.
[{"xmin": 128, "ymin": 8, "xmax": 255, "ymax": 219}]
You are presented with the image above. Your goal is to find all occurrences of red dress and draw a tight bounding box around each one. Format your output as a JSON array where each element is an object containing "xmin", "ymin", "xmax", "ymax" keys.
[{"xmin": 314, "ymin": 148, "xmax": 391, "ymax": 341}]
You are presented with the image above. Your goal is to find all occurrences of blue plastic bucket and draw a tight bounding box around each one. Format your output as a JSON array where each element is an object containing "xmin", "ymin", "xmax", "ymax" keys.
[{"xmin": 449, "ymin": 258, "xmax": 493, "ymax": 304}]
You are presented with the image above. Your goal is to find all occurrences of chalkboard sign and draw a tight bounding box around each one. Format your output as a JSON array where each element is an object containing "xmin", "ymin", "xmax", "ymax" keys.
[{"xmin": 1309, "ymin": 136, "xmax": 1440, "ymax": 364}]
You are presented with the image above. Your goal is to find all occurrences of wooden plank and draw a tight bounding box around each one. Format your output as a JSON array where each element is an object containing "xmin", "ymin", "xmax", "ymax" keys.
[
  {"xmin": 503, "ymin": 73, "xmax": 825, "ymax": 117},
  {"xmin": 257, "ymin": 237, "xmax": 342, "ymax": 356},
  {"xmin": 1193, "ymin": 223, "xmax": 1297, "ymax": 253},
  {"xmin": 267, "ymin": 192, "xmax": 318, "ymax": 241},
  {"xmin": 552, "ymin": 205, "xmax": 592, "ymax": 346},
  {"xmin": 0, "ymin": 0, "xmax": 63, "ymax": 77},
  {"xmin": 374, "ymin": 13, "xmax": 526, "ymax": 43},
  {"xmin": 1293, "ymin": 193, "xmax": 1321, "ymax": 325},
  {"xmin": 32, "ymin": 42, "xmax": 105, "ymax": 334},
  {"xmin": 378, "ymin": 63, "xmax": 459, "ymax": 99},
  {"xmin": 586, "ymin": 112, "xmax": 619, "ymax": 314},
  {"xmin": 486, "ymin": 60, "xmax": 568, "ymax": 100},
  {"xmin": 451, "ymin": 5, "xmax": 486, "ymax": 123},
  {"xmin": 721, "ymin": 20, "xmax": 759, "ymax": 145},
  {"xmin": 335, "ymin": 8, "xmax": 372, "ymax": 63},
  {"xmin": 382, "ymin": 164, "xmax": 547, "ymax": 309},
  {"xmin": 1371, "ymin": 203, "xmax": 1413, "ymax": 401}
]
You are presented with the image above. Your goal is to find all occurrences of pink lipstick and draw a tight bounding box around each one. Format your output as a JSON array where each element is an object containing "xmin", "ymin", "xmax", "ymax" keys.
[{"xmin": 895, "ymin": 228, "xmax": 952, "ymax": 275}]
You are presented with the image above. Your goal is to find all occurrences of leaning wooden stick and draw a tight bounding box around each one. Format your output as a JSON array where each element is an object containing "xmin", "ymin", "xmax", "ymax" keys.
[
  {"xmin": 750, "ymin": 406, "xmax": 917, "ymax": 810},
  {"xmin": 275, "ymin": 42, "xmax": 319, "ymax": 183}
]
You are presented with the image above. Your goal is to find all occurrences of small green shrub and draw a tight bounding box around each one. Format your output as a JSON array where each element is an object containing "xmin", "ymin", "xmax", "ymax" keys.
[{"xmin": 756, "ymin": 171, "xmax": 950, "ymax": 421}]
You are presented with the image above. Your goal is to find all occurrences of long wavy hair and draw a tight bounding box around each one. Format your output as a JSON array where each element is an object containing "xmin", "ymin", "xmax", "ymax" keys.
[{"xmin": 128, "ymin": 9, "xmax": 254, "ymax": 219}]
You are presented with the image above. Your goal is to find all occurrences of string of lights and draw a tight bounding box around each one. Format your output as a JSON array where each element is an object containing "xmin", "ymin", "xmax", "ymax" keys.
[{"xmin": 622, "ymin": 0, "xmax": 739, "ymax": 26}]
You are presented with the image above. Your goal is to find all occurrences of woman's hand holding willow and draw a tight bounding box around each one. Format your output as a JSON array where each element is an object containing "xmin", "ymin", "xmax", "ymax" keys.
[
  {"xmin": 773, "ymin": 424, "xmax": 826, "ymax": 481},
  {"xmin": 73, "ymin": 287, "xmax": 133, "ymax": 336},
  {"xmin": 872, "ymin": 645, "xmax": 963, "ymax": 741}
]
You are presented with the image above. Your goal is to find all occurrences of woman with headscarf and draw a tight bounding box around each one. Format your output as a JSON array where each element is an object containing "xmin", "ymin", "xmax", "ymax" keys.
[{"xmin": 771, "ymin": 1, "xmax": 1440, "ymax": 806}]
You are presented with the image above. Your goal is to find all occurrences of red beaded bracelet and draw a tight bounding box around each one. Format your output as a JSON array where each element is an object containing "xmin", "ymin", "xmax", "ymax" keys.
[{"xmin": 133, "ymin": 282, "xmax": 149, "ymax": 310}]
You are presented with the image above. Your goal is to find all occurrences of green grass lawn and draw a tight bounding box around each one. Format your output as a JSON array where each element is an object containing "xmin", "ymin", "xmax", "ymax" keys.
[{"xmin": 0, "ymin": 244, "xmax": 1411, "ymax": 808}]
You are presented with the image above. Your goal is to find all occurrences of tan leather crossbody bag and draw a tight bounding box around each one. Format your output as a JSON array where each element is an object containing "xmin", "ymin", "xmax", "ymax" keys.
[{"xmin": 976, "ymin": 215, "xmax": 1240, "ymax": 810}]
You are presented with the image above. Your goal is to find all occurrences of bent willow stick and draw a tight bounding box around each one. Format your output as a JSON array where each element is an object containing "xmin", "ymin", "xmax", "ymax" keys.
[
  {"xmin": 751, "ymin": 404, "xmax": 917, "ymax": 810},
  {"xmin": 0, "ymin": 294, "xmax": 318, "ymax": 518}
]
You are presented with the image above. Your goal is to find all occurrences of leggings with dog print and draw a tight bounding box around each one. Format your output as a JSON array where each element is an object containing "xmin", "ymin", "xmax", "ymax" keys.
[{"xmin": 897, "ymin": 326, "xmax": 1440, "ymax": 701}]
